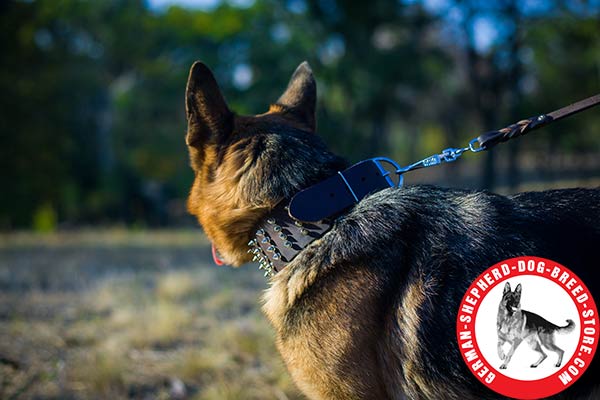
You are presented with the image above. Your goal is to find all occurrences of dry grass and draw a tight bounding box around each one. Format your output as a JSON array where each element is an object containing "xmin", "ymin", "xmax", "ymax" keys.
[{"xmin": 0, "ymin": 230, "xmax": 303, "ymax": 400}]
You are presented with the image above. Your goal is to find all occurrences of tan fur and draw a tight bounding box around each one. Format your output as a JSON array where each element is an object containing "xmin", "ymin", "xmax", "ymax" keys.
[
  {"xmin": 187, "ymin": 140, "xmax": 270, "ymax": 266},
  {"xmin": 263, "ymin": 250, "xmax": 389, "ymax": 399},
  {"xmin": 387, "ymin": 277, "xmax": 431, "ymax": 398},
  {"xmin": 186, "ymin": 113, "xmax": 310, "ymax": 266}
]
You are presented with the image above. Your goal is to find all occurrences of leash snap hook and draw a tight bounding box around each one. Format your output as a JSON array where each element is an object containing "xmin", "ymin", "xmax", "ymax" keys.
[{"xmin": 468, "ymin": 138, "xmax": 486, "ymax": 153}]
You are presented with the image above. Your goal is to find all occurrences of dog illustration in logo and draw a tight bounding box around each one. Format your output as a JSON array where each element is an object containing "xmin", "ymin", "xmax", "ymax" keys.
[{"xmin": 497, "ymin": 282, "xmax": 576, "ymax": 369}]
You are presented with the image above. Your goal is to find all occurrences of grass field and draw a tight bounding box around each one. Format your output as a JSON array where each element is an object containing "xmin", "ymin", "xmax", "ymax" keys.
[{"xmin": 0, "ymin": 230, "xmax": 303, "ymax": 400}]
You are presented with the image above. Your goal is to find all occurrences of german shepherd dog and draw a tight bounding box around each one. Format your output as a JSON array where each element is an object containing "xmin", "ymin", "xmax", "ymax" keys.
[
  {"xmin": 184, "ymin": 61, "xmax": 600, "ymax": 399},
  {"xmin": 497, "ymin": 282, "xmax": 576, "ymax": 370}
]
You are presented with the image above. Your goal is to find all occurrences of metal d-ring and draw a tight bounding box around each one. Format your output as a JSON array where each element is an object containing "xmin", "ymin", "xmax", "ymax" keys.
[{"xmin": 371, "ymin": 157, "xmax": 403, "ymax": 188}]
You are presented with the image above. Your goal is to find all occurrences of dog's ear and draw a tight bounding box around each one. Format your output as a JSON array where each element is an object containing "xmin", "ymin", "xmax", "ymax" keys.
[
  {"xmin": 503, "ymin": 282, "xmax": 511, "ymax": 295},
  {"xmin": 185, "ymin": 61, "xmax": 233, "ymax": 148},
  {"xmin": 273, "ymin": 61, "xmax": 316, "ymax": 131},
  {"xmin": 514, "ymin": 283, "xmax": 522, "ymax": 300}
]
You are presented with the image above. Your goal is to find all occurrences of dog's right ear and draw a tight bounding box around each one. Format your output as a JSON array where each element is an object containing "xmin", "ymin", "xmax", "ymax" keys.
[
  {"xmin": 503, "ymin": 282, "xmax": 511, "ymax": 295},
  {"xmin": 185, "ymin": 62, "xmax": 233, "ymax": 148},
  {"xmin": 272, "ymin": 61, "xmax": 316, "ymax": 132}
]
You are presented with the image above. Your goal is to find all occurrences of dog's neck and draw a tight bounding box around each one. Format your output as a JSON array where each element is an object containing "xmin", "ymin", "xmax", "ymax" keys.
[
  {"xmin": 247, "ymin": 202, "xmax": 334, "ymax": 276},
  {"xmin": 247, "ymin": 158, "xmax": 401, "ymax": 277}
]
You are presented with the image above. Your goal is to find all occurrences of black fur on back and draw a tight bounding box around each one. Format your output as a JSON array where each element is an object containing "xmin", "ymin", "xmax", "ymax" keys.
[{"xmin": 289, "ymin": 184, "xmax": 599, "ymax": 399}]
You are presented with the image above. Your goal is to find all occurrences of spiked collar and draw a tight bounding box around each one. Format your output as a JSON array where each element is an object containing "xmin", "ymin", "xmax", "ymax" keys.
[
  {"xmin": 247, "ymin": 157, "xmax": 402, "ymax": 277},
  {"xmin": 247, "ymin": 203, "xmax": 334, "ymax": 277}
]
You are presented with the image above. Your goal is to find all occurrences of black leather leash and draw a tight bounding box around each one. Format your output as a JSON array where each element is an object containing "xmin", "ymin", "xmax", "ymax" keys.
[
  {"xmin": 247, "ymin": 93, "xmax": 600, "ymax": 277},
  {"xmin": 475, "ymin": 93, "xmax": 600, "ymax": 150}
]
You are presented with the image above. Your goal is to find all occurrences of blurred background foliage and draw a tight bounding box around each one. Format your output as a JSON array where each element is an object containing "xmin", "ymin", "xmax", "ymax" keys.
[
  {"xmin": 1, "ymin": 0, "xmax": 599, "ymax": 230},
  {"xmin": 1, "ymin": 2, "xmax": 599, "ymax": 398}
]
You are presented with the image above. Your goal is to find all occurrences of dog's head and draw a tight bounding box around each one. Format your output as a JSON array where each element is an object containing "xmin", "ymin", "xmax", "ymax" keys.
[
  {"xmin": 501, "ymin": 282, "xmax": 522, "ymax": 313},
  {"xmin": 185, "ymin": 61, "xmax": 346, "ymax": 266}
]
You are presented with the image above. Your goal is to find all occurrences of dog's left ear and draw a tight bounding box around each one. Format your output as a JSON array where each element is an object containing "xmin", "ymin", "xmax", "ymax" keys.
[
  {"xmin": 273, "ymin": 61, "xmax": 316, "ymax": 131},
  {"xmin": 514, "ymin": 283, "xmax": 522, "ymax": 299},
  {"xmin": 185, "ymin": 61, "xmax": 233, "ymax": 148}
]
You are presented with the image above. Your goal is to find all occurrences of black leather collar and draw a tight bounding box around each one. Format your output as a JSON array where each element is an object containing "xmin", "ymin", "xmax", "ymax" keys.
[{"xmin": 248, "ymin": 158, "xmax": 399, "ymax": 277}]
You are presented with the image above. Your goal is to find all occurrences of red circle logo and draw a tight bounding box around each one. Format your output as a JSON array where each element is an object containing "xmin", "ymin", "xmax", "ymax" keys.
[{"xmin": 456, "ymin": 256, "xmax": 598, "ymax": 399}]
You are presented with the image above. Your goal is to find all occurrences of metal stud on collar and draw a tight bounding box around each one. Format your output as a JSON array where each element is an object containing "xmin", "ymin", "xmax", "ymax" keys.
[{"xmin": 247, "ymin": 229, "xmax": 276, "ymax": 277}]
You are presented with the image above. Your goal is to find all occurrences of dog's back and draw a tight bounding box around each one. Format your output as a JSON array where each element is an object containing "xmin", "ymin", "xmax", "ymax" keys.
[
  {"xmin": 522, "ymin": 311, "xmax": 575, "ymax": 334},
  {"xmin": 263, "ymin": 185, "xmax": 600, "ymax": 399}
]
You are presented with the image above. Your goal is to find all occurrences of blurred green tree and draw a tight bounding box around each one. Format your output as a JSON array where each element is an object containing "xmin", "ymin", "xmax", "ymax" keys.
[{"xmin": 0, "ymin": 0, "xmax": 598, "ymax": 229}]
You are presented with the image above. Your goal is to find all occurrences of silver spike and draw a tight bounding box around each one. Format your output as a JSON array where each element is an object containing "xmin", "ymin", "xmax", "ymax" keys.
[
  {"xmin": 294, "ymin": 220, "xmax": 303, "ymax": 227},
  {"xmin": 267, "ymin": 218, "xmax": 276, "ymax": 224},
  {"xmin": 267, "ymin": 245, "xmax": 276, "ymax": 252},
  {"xmin": 248, "ymin": 239, "xmax": 257, "ymax": 246},
  {"xmin": 278, "ymin": 232, "xmax": 287, "ymax": 240},
  {"xmin": 300, "ymin": 228, "xmax": 309, "ymax": 236},
  {"xmin": 256, "ymin": 229, "xmax": 265, "ymax": 236},
  {"xmin": 261, "ymin": 237, "xmax": 270, "ymax": 244},
  {"xmin": 284, "ymin": 241, "xmax": 292, "ymax": 248},
  {"xmin": 273, "ymin": 253, "xmax": 281, "ymax": 260},
  {"xmin": 274, "ymin": 225, "xmax": 282, "ymax": 232}
]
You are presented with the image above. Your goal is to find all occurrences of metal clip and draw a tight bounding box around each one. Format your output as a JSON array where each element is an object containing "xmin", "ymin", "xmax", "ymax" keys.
[
  {"xmin": 441, "ymin": 147, "xmax": 468, "ymax": 162},
  {"xmin": 468, "ymin": 138, "xmax": 485, "ymax": 153}
]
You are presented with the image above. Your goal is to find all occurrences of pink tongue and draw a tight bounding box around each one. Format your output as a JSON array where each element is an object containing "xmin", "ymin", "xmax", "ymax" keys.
[{"xmin": 211, "ymin": 243, "xmax": 225, "ymax": 266}]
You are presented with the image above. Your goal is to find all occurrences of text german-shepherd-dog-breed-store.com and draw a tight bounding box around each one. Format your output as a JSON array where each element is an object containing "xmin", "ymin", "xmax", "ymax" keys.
[{"xmin": 183, "ymin": 60, "xmax": 599, "ymax": 400}]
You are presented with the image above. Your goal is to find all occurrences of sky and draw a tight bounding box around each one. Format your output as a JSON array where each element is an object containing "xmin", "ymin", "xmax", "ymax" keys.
[
  {"xmin": 147, "ymin": 0, "xmax": 253, "ymax": 11},
  {"xmin": 145, "ymin": 0, "xmax": 508, "ymax": 53},
  {"xmin": 147, "ymin": 0, "xmax": 219, "ymax": 10}
]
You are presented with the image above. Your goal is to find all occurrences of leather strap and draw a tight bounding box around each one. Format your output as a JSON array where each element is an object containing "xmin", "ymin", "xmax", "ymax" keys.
[
  {"xmin": 289, "ymin": 159, "xmax": 396, "ymax": 222},
  {"xmin": 476, "ymin": 93, "xmax": 600, "ymax": 150}
]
